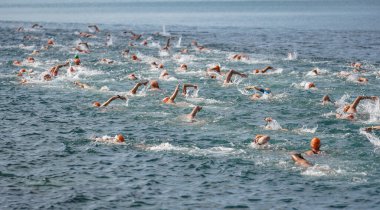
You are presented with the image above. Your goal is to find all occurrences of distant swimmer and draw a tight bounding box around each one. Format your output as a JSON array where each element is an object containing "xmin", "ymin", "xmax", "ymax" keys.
[
  {"xmin": 179, "ymin": 64, "xmax": 188, "ymax": 71},
  {"xmin": 263, "ymin": 117, "xmax": 287, "ymax": 130},
  {"xmin": 88, "ymin": 25, "xmax": 100, "ymax": 33},
  {"xmin": 151, "ymin": 62, "xmax": 164, "ymax": 69},
  {"xmin": 253, "ymin": 66, "xmax": 274, "ymax": 74},
  {"xmin": 79, "ymin": 32, "xmax": 96, "ymax": 38},
  {"xmin": 162, "ymin": 37, "xmax": 171, "ymax": 51},
  {"xmin": 231, "ymin": 54, "xmax": 249, "ymax": 61},
  {"xmin": 26, "ymin": 57, "xmax": 35, "ymax": 63},
  {"xmin": 159, "ymin": 70, "xmax": 170, "ymax": 79},
  {"xmin": 207, "ymin": 64, "xmax": 221, "ymax": 75},
  {"xmin": 186, "ymin": 106, "xmax": 202, "ymax": 121},
  {"xmin": 337, "ymin": 71, "xmax": 368, "ymax": 84},
  {"xmin": 105, "ymin": 33, "xmax": 113, "ymax": 47},
  {"xmin": 94, "ymin": 134, "xmax": 125, "ymax": 143},
  {"xmin": 73, "ymin": 55, "xmax": 81, "ymax": 65},
  {"xmin": 122, "ymin": 49, "xmax": 130, "ymax": 57},
  {"xmin": 49, "ymin": 61, "xmax": 70, "ymax": 76},
  {"xmin": 31, "ymin": 23, "xmax": 42, "ymax": 29},
  {"xmin": 140, "ymin": 39, "xmax": 148, "ymax": 46},
  {"xmin": 75, "ymin": 42, "xmax": 90, "ymax": 53},
  {"xmin": 363, "ymin": 126, "xmax": 380, "ymax": 132},
  {"xmin": 163, "ymin": 84, "xmax": 180, "ymax": 104},
  {"xmin": 127, "ymin": 74, "xmax": 138, "ymax": 80},
  {"xmin": 149, "ymin": 80, "xmax": 160, "ymax": 91},
  {"xmin": 182, "ymin": 84, "xmax": 198, "ymax": 96},
  {"xmin": 351, "ymin": 62, "xmax": 362, "ymax": 70},
  {"xmin": 16, "ymin": 26, "xmax": 24, "ymax": 32},
  {"xmin": 224, "ymin": 69, "xmax": 248, "ymax": 84},
  {"xmin": 129, "ymin": 81, "xmax": 148, "ymax": 95},
  {"xmin": 47, "ymin": 39, "xmax": 55, "ymax": 46},
  {"xmin": 191, "ymin": 40, "xmax": 206, "ymax": 51},
  {"xmin": 74, "ymin": 81, "xmax": 91, "ymax": 89},
  {"xmin": 13, "ymin": 60, "xmax": 22, "ymax": 66},
  {"xmin": 303, "ymin": 82, "xmax": 316, "ymax": 89},
  {"xmin": 131, "ymin": 54, "xmax": 141, "ymax": 61},
  {"xmin": 253, "ymin": 135, "xmax": 270, "ymax": 145},
  {"xmin": 245, "ymin": 85, "xmax": 272, "ymax": 100},
  {"xmin": 321, "ymin": 95, "xmax": 332, "ymax": 105},
  {"xmin": 93, "ymin": 95, "xmax": 127, "ymax": 107},
  {"xmin": 100, "ymin": 58, "xmax": 114, "ymax": 64},
  {"xmin": 304, "ymin": 137, "xmax": 322, "ymax": 155},
  {"xmin": 126, "ymin": 31, "xmax": 142, "ymax": 40},
  {"xmin": 291, "ymin": 153, "xmax": 313, "ymax": 168}
]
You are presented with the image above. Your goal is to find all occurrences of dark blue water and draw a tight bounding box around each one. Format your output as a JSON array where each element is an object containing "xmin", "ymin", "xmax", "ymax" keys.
[{"xmin": 1, "ymin": 0, "xmax": 380, "ymax": 209}]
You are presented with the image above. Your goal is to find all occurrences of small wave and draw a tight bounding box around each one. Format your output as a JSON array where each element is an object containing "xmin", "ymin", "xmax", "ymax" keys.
[{"xmin": 360, "ymin": 129, "xmax": 380, "ymax": 147}]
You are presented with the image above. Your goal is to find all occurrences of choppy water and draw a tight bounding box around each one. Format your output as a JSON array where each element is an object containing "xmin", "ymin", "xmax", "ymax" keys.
[{"xmin": 1, "ymin": 0, "xmax": 380, "ymax": 209}]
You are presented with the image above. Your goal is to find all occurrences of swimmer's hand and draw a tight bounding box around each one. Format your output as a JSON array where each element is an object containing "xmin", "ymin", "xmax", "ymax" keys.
[
  {"xmin": 245, "ymin": 86, "xmax": 256, "ymax": 90},
  {"xmin": 117, "ymin": 95, "xmax": 127, "ymax": 100}
]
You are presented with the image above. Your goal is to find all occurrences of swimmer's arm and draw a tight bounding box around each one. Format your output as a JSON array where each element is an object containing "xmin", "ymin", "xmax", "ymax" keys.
[
  {"xmin": 130, "ymin": 81, "xmax": 149, "ymax": 94},
  {"xmin": 351, "ymin": 96, "xmax": 377, "ymax": 109},
  {"xmin": 182, "ymin": 84, "xmax": 198, "ymax": 95},
  {"xmin": 245, "ymin": 85, "xmax": 263, "ymax": 92},
  {"xmin": 163, "ymin": 38, "xmax": 170, "ymax": 49},
  {"xmin": 169, "ymin": 84, "xmax": 180, "ymax": 101},
  {"xmin": 364, "ymin": 125, "xmax": 380, "ymax": 132},
  {"xmin": 261, "ymin": 66, "xmax": 273, "ymax": 73},
  {"xmin": 102, "ymin": 95, "xmax": 127, "ymax": 107},
  {"xmin": 224, "ymin": 70, "xmax": 247, "ymax": 83},
  {"xmin": 188, "ymin": 106, "xmax": 202, "ymax": 119}
]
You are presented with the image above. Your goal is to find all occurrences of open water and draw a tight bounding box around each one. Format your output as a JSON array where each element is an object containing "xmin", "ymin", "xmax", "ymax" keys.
[{"xmin": 1, "ymin": 0, "xmax": 380, "ymax": 209}]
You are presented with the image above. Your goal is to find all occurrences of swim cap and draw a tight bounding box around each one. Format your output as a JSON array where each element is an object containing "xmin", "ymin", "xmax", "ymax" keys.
[
  {"xmin": 310, "ymin": 137, "xmax": 320, "ymax": 149},
  {"xmin": 116, "ymin": 134, "xmax": 125, "ymax": 142},
  {"xmin": 74, "ymin": 55, "xmax": 79, "ymax": 59},
  {"xmin": 255, "ymin": 135, "xmax": 270, "ymax": 145},
  {"xmin": 162, "ymin": 97, "xmax": 170, "ymax": 103}
]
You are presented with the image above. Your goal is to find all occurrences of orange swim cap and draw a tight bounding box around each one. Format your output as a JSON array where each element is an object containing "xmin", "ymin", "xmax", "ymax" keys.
[
  {"xmin": 116, "ymin": 134, "xmax": 125, "ymax": 142},
  {"xmin": 150, "ymin": 80, "xmax": 159, "ymax": 89},
  {"xmin": 162, "ymin": 97, "xmax": 170, "ymax": 103},
  {"xmin": 310, "ymin": 137, "xmax": 320, "ymax": 149},
  {"xmin": 93, "ymin": 102, "xmax": 101, "ymax": 107}
]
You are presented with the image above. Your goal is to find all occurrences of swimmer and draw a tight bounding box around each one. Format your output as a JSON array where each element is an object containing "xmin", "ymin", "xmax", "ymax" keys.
[
  {"xmin": 342, "ymin": 96, "xmax": 378, "ymax": 114},
  {"xmin": 162, "ymin": 37, "xmax": 171, "ymax": 51},
  {"xmin": 191, "ymin": 40, "xmax": 206, "ymax": 51},
  {"xmin": 321, "ymin": 95, "xmax": 332, "ymax": 105},
  {"xmin": 186, "ymin": 106, "xmax": 202, "ymax": 121},
  {"xmin": 88, "ymin": 25, "xmax": 100, "ymax": 33},
  {"xmin": 74, "ymin": 81, "xmax": 91, "ymax": 89},
  {"xmin": 179, "ymin": 64, "xmax": 188, "ymax": 71},
  {"xmin": 151, "ymin": 62, "xmax": 164, "ymax": 69},
  {"xmin": 131, "ymin": 54, "xmax": 141, "ymax": 61},
  {"xmin": 129, "ymin": 81, "xmax": 148, "ymax": 95},
  {"xmin": 149, "ymin": 80, "xmax": 160, "ymax": 91},
  {"xmin": 351, "ymin": 62, "xmax": 362, "ymax": 70},
  {"xmin": 100, "ymin": 58, "xmax": 114, "ymax": 64},
  {"xmin": 31, "ymin": 50, "xmax": 39, "ymax": 55},
  {"xmin": 126, "ymin": 31, "xmax": 142, "ymax": 40},
  {"xmin": 79, "ymin": 32, "xmax": 95, "ymax": 38},
  {"xmin": 182, "ymin": 84, "xmax": 198, "ymax": 96},
  {"xmin": 231, "ymin": 54, "xmax": 249, "ymax": 61},
  {"xmin": 122, "ymin": 49, "xmax": 130, "ymax": 57},
  {"xmin": 94, "ymin": 134, "xmax": 125, "ymax": 143},
  {"xmin": 224, "ymin": 70, "xmax": 248, "ymax": 84},
  {"xmin": 26, "ymin": 57, "xmax": 35, "ymax": 63},
  {"xmin": 207, "ymin": 64, "xmax": 221, "ymax": 75},
  {"xmin": 73, "ymin": 55, "xmax": 81, "ymax": 65},
  {"xmin": 43, "ymin": 74, "xmax": 52, "ymax": 81},
  {"xmin": 75, "ymin": 42, "xmax": 90, "ymax": 53},
  {"xmin": 47, "ymin": 39, "xmax": 55, "ymax": 45},
  {"xmin": 291, "ymin": 153, "xmax": 313, "ymax": 168},
  {"xmin": 253, "ymin": 135, "xmax": 270, "ymax": 145},
  {"xmin": 49, "ymin": 61, "xmax": 70, "ymax": 77},
  {"xmin": 310, "ymin": 68, "xmax": 320, "ymax": 76},
  {"xmin": 162, "ymin": 84, "xmax": 180, "ymax": 104},
  {"xmin": 160, "ymin": 70, "xmax": 170, "ymax": 79},
  {"xmin": 245, "ymin": 85, "xmax": 272, "ymax": 100},
  {"xmin": 13, "ymin": 60, "xmax": 22, "ymax": 66},
  {"xmin": 364, "ymin": 126, "xmax": 380, "ymax": 132},
  {"xmin": 17, "ymin": 68, "xmax": 27, "ymax": 76},
  {"xmin": 338, "ymin": 71, "xmax": 368, "ymax": 84},
  {"xmin": 263, "ymin": 117, "xmax": 287, "ymax": 130},
  {"xmin": 304, "ymin": 137, "xmax": 322, "ymax": 155},
  {"xmin": 253, "ymin": 66, "xmax": 274, "ymax": 74},
  {"xmin": 93, "ymin": 95, "xmax": 127, "ymax": 107},
  {"xmin": 304, "ymin": 82, "xmax": 316, "ymax": 89},
  {"xmin": 127, "ymin": 74, "xmax": 138, "ymax": 80},
  {"xmin": 32, "ymin": 23, "xmax": 42, "ymax": 29},
  {"xmin": 140, "ymin": 39, "xmax": 148, "ymax": 46}
]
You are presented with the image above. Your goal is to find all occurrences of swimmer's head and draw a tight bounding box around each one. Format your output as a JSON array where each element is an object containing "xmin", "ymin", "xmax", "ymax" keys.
[
  {"xmin": 158, "ymin": 63, "xmax": 164, "ymax": 69},
  {"xmin": 180, "ymin": 64, "xmax": 188, "ymax": 70},
  {"xmin": 162, "ymin": 97, "xmax": 170, "ymax": 103},
  {"xmin": 255, "ymin": 135, "xmax": 270, "ymax": 145},
  {"xmin": 310, "ymin": 137, "xmax": 320, "ymax": 150},
  {"xmin": 116, "ymin": 134, "xmax": 125, "ymax": 143},
  {"xmin": 150, "ymin": 80, "xmax": 160, "ymax": 89},
  {"xmin": 93, "ymin": 101, "xmax": 101, "ymax": 107},
  {"xmin": 307, "ymin": 82, "xmax": 315, "ymax": 89},
  {"xmin": 128, "ymin": 74, "xmax": 137, "ymax": 80},
  {"xmin": 43, "ymin": 74, "xmax": 52, "ymax": 81},
  {"xmin": 254, "ymin": 69, "xmax": 259, "ymax": 73},
  {"xmin": 343, "ymin": 105, "xmax": 350, "ymax": 112}
]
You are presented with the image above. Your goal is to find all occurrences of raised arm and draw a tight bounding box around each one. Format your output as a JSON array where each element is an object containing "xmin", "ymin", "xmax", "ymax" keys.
[
  {"xmin": 182, "ymin": 84, "xmax": 198, "ymax": 95},
  {"xmin": 169, "ymin": 84, "xmax": 180, "ymax": 101},
  {"xmin": 261, "ymin": 66, "xmax": 273, "ymax": 73},
  {"xmin": 129, "ymin": 81, "xmax": 148, "ymax": 94},
  {"xmin": 351, "ymin": 96, "xmax": 378, "ymax": 109},
  {"xmin": 364, "ymin": 125, "xmax": 380, "ymax": 132},
  {"xmin": 187, "ymin": 106, "xmax": 202, "ymax": 120},
  {"xmin": 224, "ymin": 69, "xmax": 247, "ymax": 84},
  {"xmin": 101, "ymin": 95, "xmax": 127, "ymax": 107},
  {"xmin": 163, "ymin": 37, "xmax": 170, "ymax": 50}
]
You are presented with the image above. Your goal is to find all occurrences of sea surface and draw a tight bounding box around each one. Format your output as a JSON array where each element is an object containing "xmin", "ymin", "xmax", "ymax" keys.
[{"xmin": 1, "ymin": 0, "xmax": 380, "ymax": 209}]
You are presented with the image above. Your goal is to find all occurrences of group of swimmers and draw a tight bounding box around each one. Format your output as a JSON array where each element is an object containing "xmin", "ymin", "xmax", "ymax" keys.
[{"xmin": 14, "ymin": 23, "xmax": 380, "ymax": 169}]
